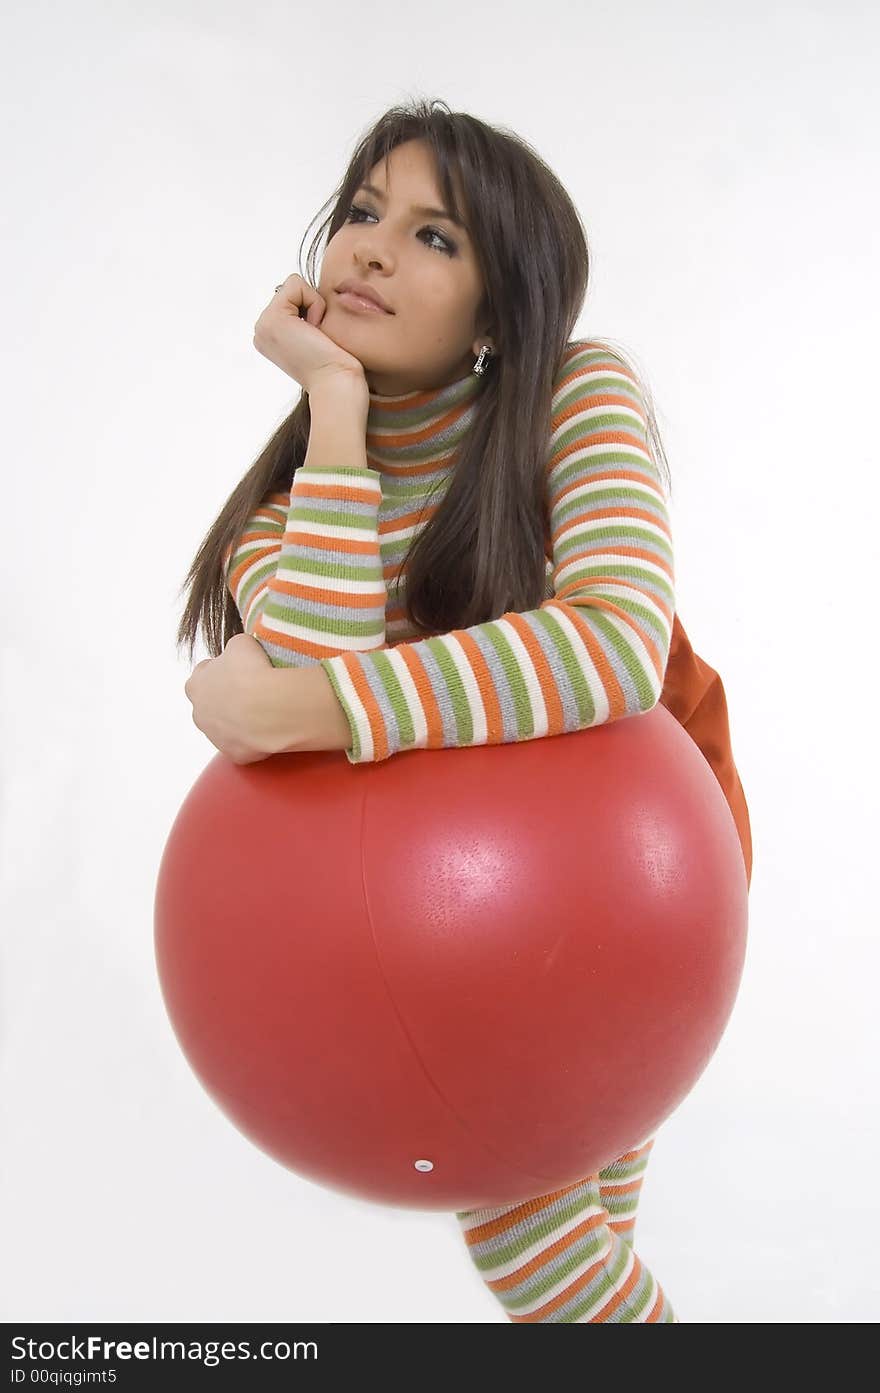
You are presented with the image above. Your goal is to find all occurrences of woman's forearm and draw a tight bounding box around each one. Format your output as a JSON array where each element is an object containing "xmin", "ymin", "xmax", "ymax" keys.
[
  {"xmin": 253, "ymin": 375, "xmax": 372, "ymax": 754},
  {"xmin": 303, "ymin": 374, "xmax": 371, "ymax": 471},
  {"xmin": 262, "ymin": 665, "xmax": 353, "ymax": 754}
]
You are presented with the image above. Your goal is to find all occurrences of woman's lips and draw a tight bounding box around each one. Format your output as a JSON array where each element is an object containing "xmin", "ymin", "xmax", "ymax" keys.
[{"xmin": 336, "ymin": 290, "xmax": 390, "ymax": 314}]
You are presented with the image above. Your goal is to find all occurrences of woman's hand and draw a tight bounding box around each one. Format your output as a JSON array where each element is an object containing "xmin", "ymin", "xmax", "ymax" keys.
[
  {"xmin": 253, "ymin": 274, "xmax": 367, "ymax": 394},
  {"xmin": 184, "ymin": 633, "xmax": 279, "ymax": 765}
]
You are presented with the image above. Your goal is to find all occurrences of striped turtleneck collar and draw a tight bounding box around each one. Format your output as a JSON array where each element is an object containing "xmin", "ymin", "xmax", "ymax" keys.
[{"xmin": 365, "ymin": 366, "xmax": 485, "ymax": 474}]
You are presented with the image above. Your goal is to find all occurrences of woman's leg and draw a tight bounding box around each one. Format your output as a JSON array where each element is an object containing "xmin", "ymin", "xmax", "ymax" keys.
[
  {"xmin": 454, "ymin": 1136, "xmax": 678, "ymax": 1322},
  {"xmin": 595, "ymin": 1136, "xmax": 656, "ymax": 1250}
]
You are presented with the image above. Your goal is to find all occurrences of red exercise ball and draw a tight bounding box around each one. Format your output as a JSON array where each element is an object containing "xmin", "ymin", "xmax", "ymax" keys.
[{"xmin": 154, "ymin": 703, "xmax": 748, "ymax": 1212}]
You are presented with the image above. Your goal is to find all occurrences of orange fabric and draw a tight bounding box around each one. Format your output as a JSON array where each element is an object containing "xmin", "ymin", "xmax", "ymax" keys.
[{"xmin": 658, "ymin": 613, "xmax": 753, "ymax": 891}]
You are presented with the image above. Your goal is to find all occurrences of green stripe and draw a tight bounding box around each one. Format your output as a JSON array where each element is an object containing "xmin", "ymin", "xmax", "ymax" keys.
[
  {"xmin": 319, "ymin": 660, "xmax": 361, "ymax": 762},
  {"xmin": 274, "ymin": 554, "xmax": 384, "ymax": 583},
  {"xmin": 422, "ymin": 637, "xmax": 474, "ymax": 745},
  {"xmin": 369, "ymin": 650, "xmax": 416, "ymax": 749},
  {"xmin": 282, "ymin": 503, "xmax": 381, "ymax": 529},
  {"xmin": 549, "ymin": 481, "xmax": 665, "ymax": 513},
  {"xmin": 589, "ymin": 609, "xmax": 657, "ymax": 710},
  {"xmin": 533, "ymin": 609, "xmax": 597, "ymax": 726},
  {"xmin": 481, "ymin": 624, "xmax": 535, "ymax": 738},
  {"xmin": 260, "ymin": 599, "xmax": 384, "ymax": 642},
  {"xmin": 554, "ymin": 560, "xmax": 674, "ymax": 611}
]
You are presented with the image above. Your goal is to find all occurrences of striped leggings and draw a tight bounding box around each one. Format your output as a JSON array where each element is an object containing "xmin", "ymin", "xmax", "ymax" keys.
[{"xmin": 454, "ymin": 1135, "xmax": 680, "ymax": 1322}]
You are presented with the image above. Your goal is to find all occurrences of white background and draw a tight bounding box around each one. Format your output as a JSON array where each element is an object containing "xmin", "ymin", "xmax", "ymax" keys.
[{"xmin": 2, "ymin": 0, "xmax": 878, "ymax": 1324}]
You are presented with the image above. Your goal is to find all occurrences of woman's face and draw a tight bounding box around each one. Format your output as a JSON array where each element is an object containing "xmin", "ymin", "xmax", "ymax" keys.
[{"xmin": 317, "ymin": 138, "xmax": 495, "ymax": 396}]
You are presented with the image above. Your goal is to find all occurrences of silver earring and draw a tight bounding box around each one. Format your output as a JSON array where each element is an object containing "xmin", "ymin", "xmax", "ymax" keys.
[{"xmin": 473, "ymin": 345, "xmax": 493, "ymax": 375}]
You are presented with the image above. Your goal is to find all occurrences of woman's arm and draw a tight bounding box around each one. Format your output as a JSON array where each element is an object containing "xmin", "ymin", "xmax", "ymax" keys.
[
  {"xmin": 225, "ymin": 373, "xmax": 388, "ymax": 655},
  {"xmin": 260, "ymin": 664, "xmax": 353, "ymax": 754},
  {"xmin": 317, "ymin": 344, "xmax": 675, "ymax": 764}
]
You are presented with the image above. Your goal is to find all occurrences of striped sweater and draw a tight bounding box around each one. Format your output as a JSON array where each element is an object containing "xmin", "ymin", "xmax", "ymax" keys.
[{"xmin": 224, "ymin": 340, "xmax": 752, "ymax": 885}]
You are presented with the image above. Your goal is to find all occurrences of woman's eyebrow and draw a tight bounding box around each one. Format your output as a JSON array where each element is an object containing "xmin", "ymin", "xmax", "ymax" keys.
[{"xmin": 357, "ymin": 182, "xmax": 469, "ymax": 233}]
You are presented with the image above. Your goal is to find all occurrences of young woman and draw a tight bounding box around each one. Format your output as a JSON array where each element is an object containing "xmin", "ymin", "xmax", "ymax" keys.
[{"xmin": 178, "ymin": 98, "xmax": 752, "ymax": 1323}]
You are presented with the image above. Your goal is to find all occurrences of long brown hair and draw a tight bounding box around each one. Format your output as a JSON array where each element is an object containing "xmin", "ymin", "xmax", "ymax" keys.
[{"xmin": 175, "ymin": 97, "xmax": 671, "ymax": 664}]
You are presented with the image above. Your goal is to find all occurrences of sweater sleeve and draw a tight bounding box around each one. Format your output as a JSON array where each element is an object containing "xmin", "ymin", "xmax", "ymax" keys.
[
  {"xmin": 222, "ymin": 466, "xmax": 389, "ymax": 661},
  {"xmin": 319, "ymin": 344, "xmax": 676, "ymax": 764}
]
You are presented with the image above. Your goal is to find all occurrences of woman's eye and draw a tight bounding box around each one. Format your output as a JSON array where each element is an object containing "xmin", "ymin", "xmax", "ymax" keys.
[{"xmin": 345, "ymin": 204, "xmax": 455, "ymax": 256}]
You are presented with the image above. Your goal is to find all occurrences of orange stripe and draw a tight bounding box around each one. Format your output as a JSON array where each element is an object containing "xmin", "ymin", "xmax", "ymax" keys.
[
  {"xmin": 554, "ymin": 546, "xmax": 674, "ymax": 608},
  {"xmin": 554, "ymin": 541, "xmax": 673, "ymax": 589},
  {"xmin": 278, "ymin": 528, "xmax": 379, "ymax": 558},
  {"xmin": 555, "ymin": 572, "xmax": 674, "ymax": 627},
  {"xmin": 510, "ymin": 1245, "xmax": 647, "ymax": 1324},
  {"xmin": 553, "ymin": 344, "xmax": 638, "ymax": 395},
  {"xmin": 604, "ymin": 1176, "xmax": 647, "ymax": 1200},
  {"xmin": 250, "ymin": 622, "xmax": 362, "ymax": 661},
  {"xmin": 553, "ymin": 526, "xmax": 673, "ymax": 582},
  {"xmin": 556, "ymin": 584, "xmax": 668, "ymax": 685},
  {"xmin": 608, "ymin": 1140, "xmax": 655, "ymax": 1163},
  {"xmin": 235, "ymin": 523, "xmax": 284, "ymax": 540},
  {"xmin": 377, "ymin": 504, "xmax": 440, "ymax": 538},
  {"xmin": 366, "ymin": 396, "xmax": 471, "ymax": 451},
  {"xmin": 227, "ymin": 542, "xmax": 282, "ymax": 590},
  {"xmin": 553, "ymin": 495, "xmax": 672, "ymax": 547},
  {"xmin": 549, "ymin": 466, "xmax": 664, "ymax": 516},
  {"xmin": 490, "ymin": 1211, "xmax": 610, "ymax": 1292},
  {"xmin": 553, "ymin": 383, "xmax": 646, "ymax": 420},
  {"xmin": 548, "ymin": 427, "xmax": 653, "ymax": 479},
  {"xmin": 263, "ymin": 578, "xmax": 385, "ymax": 611},
  {"xmin": 554, "ymin": 465, "xmax": 663, "ymax": 498},
  {"xmin": 393, "ymin": 644, "xmax": 445, "ymax": 750},
  {"xmin": 455, "ymin": 630, "xmax": 505, "ymax": 745},
  {"xmin": 503, "ymin": 613, "xmax": 565, "ymax": 737},
  {"xmin": 461, "ymin": 1180, "xmax": 597, "ymax": 1245},
  {"xmin": 292, "ymin": 479, "xmax": 379, "ymax": 503},
  {"xmin": 338, "ymin": 653, "xmax": 390, "ymax": 761},
  {"xmin": 543, "ymin": 600, "xmax": 628, "ymax": 719},
  {"xmin": 239, "ymin": 526, "xmax": 284, "ymax": 542}
]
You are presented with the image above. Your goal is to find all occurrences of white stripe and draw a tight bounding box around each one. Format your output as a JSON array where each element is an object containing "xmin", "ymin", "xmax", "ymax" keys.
[
  {"xmin": 458, "ymin": 1197, "xmax": 605, "ymax": 1255},
  {"xmin": 570, "ymin": 1244, "xmax": 639, "ymax": 1322},
  {"xmin": 229, "ymin": 543, "xmax": 281, "ymax": 593},
  {"xmin": 380, "ymin": 520, "xmax": 426, "ymax": 546},
  {"xmin": 281, "ymin": 520, "xmax": 378, "ymax": 543},
  {"xmin": 513, "ymin": 1232, "xmax": 620, "ymax": 1318},
  {"xmin": 247, "ymin": 505, "xmax": 288, "ymax": 525},
  {"xmin": 377, "ymin": 647, "xmax": 431, "ymax": 749},
  {"xmin": 242, "ymin": 589, "xmax": 269, "ymax": 633},
  {"xmin": 553, "ymin": 506, "xmax": 669, "ymax": 550},
  {"xmin": 550, "ymin": 361, "xmax": 633, "ymax": 407},
  {"xmin": 551, "ymin": 580, "xmax": 671, "ymax": 637},
  {"xmin": 434, "ymin": 633, "xmax": 489, "ymax": 744},
  {"xmin": 547, "ymin": 400, "xmax": 651, "ymax": 458},
  {"xmin": 272, "ymin": 566, "xmax": 385, "ymax": 597},
  {"xmin": 549, "ymin": 474, "xmax": 665, "ymax": 509},
  {"xmin": 591, "ymin": 607, "xmax": 666, "ymax": 696},
  {"xmin": 541, "ymin": 605, "xmax": 610, "ymax": 723},
  {"xmin": 596, "ymin": 1178, "xmax": 640, "ymax": 1196},
  {"xmin": 294, "ymin": 469, "xmax": 381, "ymax": 494},
  {"xmin": 635, "ymin": 1266, "xmax": 658, "ymax": 1325},
  {"xmin": 491, "ymin": 619, "xmax": 548, "ymax": 736},
  {"xmin": 257, "ymin": 612, "xmax": 382, "ymax": 652},
  {"xmin": 554, "ymin": 549, "xmax": 671, "ymax": 593},
  {"xmin": 322, "ymin": 658, "xmax": 374, "ymax": 762}
]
